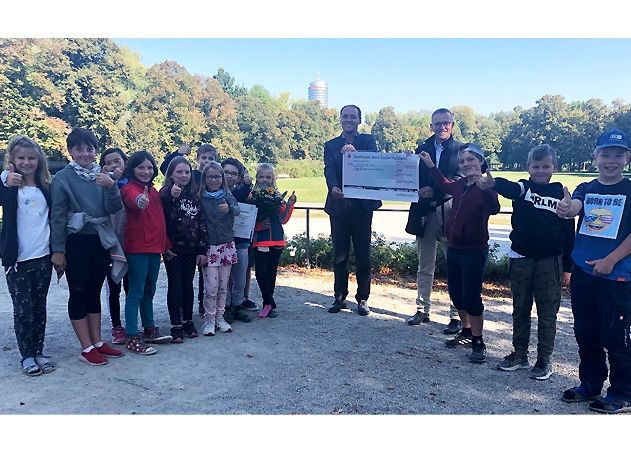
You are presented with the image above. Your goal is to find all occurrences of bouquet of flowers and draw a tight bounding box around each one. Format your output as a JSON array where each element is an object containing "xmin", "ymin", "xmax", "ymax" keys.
[{"xmin": 248, "ymin": 186, "xmax": 287, "ymax": 221}]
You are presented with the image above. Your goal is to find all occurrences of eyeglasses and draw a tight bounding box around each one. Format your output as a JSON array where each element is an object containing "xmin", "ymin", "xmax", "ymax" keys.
[
  {"xmin": 206, "ymin": 175, "xmax": 222, "ymax": 180},
  {"xmin": 224, "ymin": 171, "xmax": 239, "ymax": 176},
  {"xmin": 432, "ymin": 121, "xmax": 453, "ymax": 127}
]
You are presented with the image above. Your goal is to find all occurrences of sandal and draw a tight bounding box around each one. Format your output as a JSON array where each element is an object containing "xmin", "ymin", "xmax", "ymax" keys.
[
  {"xmin": 21, "ymin": 357, "xmax": 42, "ymax": 377},
  {"xmin": 35, "ymin": 355, "xmax": 56, "ymax": 374},
  {"xmin": 561, "ymin": 386, "xmax": 602, "ymax": 403},
  {"xmin": 589, "ymin": 397, "xmax": 631, "ymax": 414},
  {"xmin": 125, "ymin": 334, "xmax": 157, "ymax": 355}
]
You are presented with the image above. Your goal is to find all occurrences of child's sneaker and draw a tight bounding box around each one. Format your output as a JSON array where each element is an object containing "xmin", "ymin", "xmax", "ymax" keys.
[
  {"xmin": 259, "ymin": 304, "xmax": 272, "ymax": 318},
  {"xmin": 469, "ymin": 341, "xmax": 487, "ymax": 364},
  {"xmin": 497, "ymin": 352, "xmax": 530, "ymax": 371},
  {"xmin": 216, "ymin": 317, "xmax": 233, "ymax": 333},
  {"xmin": 529, "ymin": 358, "xmax": 553, "ymax": 380},
  {"xmin": 143, "ymin": 326, "xmax": 171, "ymax": 344},
  {"xmin": 223, "ymin": 307, "xmax": 235, "ymax": 324},
  {"xmin": 233, "ymin": 306, "xmax": 252, "ymax": 323},
  {"xmin": 170, "ymin": 326, "xmax": 184, "ymax": 344},
  {"xmin": 125, "ymin": 334, "xmax": 157, "ymax": 355},
  {"xmin": 96, "ymin": 342, "xmax": 124, "ymax": 358},
  {"xmin": 242, "ymin": 298, "xmax": 259, "ymax": 311},
  {"xmin": 445, "ymin": 330, "xmax": 473, "ymax": 348},
  {"xmin": 79, "ymin": 348, "xmax": 108, "ymax": 366},
  {"xmin": 202, "ymin": 321, "xmax": 216, "ymax": 336},
  {"xmin": 111, "ymin": 326, "xmax": 126, "ymax": 345},
  {"xmin": 182, "ymin": 320, "xmax": 198, "ymax": 338}
]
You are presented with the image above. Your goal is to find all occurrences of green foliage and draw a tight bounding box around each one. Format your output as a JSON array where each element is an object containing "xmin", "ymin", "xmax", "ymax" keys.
[{"xmin": 280, "ymin": 233, "xmax": 510, "ymax": 281}]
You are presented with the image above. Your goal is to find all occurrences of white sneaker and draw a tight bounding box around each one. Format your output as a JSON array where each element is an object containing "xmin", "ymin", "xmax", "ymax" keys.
[
  {"xmin": 216, "ymin": 317, "xmax": 233, "ymax": 333},
  {"xmin": 202, "ymin": 321, "xmax": 216, "ymax": 336}
]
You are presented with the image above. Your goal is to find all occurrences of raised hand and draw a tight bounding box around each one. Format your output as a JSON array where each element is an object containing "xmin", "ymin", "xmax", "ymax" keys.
[
  {"xmin": 177, "ymin": 143, "xmax": 192, "ymax": 155},
  {"xmin": 218, "ymin": 199, "xmax": 229, "ymax": 214},
  {"xmin": 288, "ymin": 190, "xmax": 297, "ymax": 204},
  {"xmin": 171, "ymin": 182, "xmax": 182, "ymax": 198},
  {"xmin": 111, "ymin": 166, "xmax": 124, "ymax": 180},
  {"xmin": 95, "ymin": 166, "xmax": 115, "ymax": 188},
  {"xmin": 5, "ymin": 163, "xmax": 22, "ymax": 187},
  {"xmin": 243, "ymin": 171, "xmax": 252, "ymax": 186},
  {"xmin": 137, "ymin": 186, "xmax": 150, "ymax": 209},
  {"xmin": 477, "ymin": 169, "xmax": 495, "ymax": 191},
  {"xmin": 418, "ymin": 151, "xmax": 435, "ymax": 168},
  {"xmin": 556, "ymin": 186, "xmax": 572, "ymax": 218}
]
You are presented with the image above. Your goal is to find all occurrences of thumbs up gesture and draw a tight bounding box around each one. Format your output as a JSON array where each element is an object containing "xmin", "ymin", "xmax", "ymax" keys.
[
  {"xmin": 137, "ymin": 185, "xmax": 150, "ymax": 209},
  {"xmin": 418, "ymin": 151, "xmax": 435, "ymax": 168},
  {"xmin": 476, "ymin": 169, "xmax": 495, "ymax": 191},
  {"xmin": 171, "ymin": 182, "xmax": 182, "ymax": 198},
  {"xmin": 556, "ymin": 186, "xmax": 572, "ymax": 218},
  {"xmin": 5, "ymin": 163, "xmax": 23, "ymax": 187},
  {"xmin": 288, "ymin": 190, "xmax": 297, "ymax": 204},
  {"xmin": 96, "ymin": 165, "xmax": 115, "ymax": 188}
]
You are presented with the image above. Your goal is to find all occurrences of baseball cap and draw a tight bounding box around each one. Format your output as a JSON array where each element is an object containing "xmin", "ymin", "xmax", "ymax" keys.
[
  {"xmin": 461, "ymin": 143, "xmax": 489, "ymax": 173},
  {"xmin": 595, "ymin": 129, "xmax": 630, "ymax": 151}
]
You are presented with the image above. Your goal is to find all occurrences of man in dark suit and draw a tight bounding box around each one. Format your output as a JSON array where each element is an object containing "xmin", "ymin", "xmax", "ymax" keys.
[
  {"xmin": 405, "ymin": 108, "xmax": 463, "ymax": 334},
  {"xmin": 324, "ymin": 105, "xmax": 381, "ymax": 316}
]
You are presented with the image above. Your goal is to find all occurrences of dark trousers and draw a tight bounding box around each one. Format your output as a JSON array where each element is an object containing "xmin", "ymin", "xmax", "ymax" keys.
[
  {"xmin": 66, "ymin": 234, "xmax": 111, "ymax": 320},
  {"xmin": 446, "ymin": 247, "xmax": 488, "ymax": 317},
  {"xmin": 330, "ymin": 209, "xmax": 373, "ymax": 301},
  {"xmin": 106, "ymin": 272, "xmax": 128, "ymax": 328},
  {"xmin": 165, "ymin": 252, "xmax": 197, "ymax": 325},
  {"xmin": 5, "ymin": 256, "xmax": 52, "ymax": 360},
  {"xmin": 254, "ymin": 247, "xmax": 283, "ymax": 308},
  {"xmin": 571, "ymin": 267, "xmax": 631, "ymax": 400},
  {"xmin": 509, "ymin": 256, "xmax": 562, "ymax": 362}
]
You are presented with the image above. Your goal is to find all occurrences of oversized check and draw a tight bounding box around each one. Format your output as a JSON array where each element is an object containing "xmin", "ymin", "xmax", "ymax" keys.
[
  {"xmin": 342, "ymin": 152, "xmax": 419, "ymax": 202},
  {"xmin": 233, "ymin": 202, "xmax": 258, "ymax": 239}
]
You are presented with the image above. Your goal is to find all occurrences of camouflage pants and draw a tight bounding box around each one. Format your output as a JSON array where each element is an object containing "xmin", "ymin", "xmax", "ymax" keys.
[
  {"xmin": 5, "ymin": 256, "xmax": 52, "ymax": 360},
  {"xmin": 509, "ymin": 255, "xmax": 562, "ymax": 363}
]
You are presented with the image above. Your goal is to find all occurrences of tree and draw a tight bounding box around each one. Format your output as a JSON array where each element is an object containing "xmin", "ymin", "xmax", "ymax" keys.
[
  {"xmin": 213, "ymin": 67, "xmax": 247, "ymax": 98},
  {"xmin": 371, "ymin": 106, "xmax": 404, "ymax": 152}
]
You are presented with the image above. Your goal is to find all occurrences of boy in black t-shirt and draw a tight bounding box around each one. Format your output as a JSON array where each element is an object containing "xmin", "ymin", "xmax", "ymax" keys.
[
  {"xmin": 479, "ymin": 144, "xmax": 574, "ymax": 380},
  {"xmin": 556, "ymin": 129, "xmax": 631, "ymax": 414}
]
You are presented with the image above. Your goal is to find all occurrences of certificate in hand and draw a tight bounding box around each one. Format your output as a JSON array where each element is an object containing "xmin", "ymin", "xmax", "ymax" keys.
[
  {"xmin": 233, "ymin": 202, "xmax": 258, "ymax": 239},
  {"xmin": 342, "ymin": 152, "xmax": 419, "ymax": 202}
]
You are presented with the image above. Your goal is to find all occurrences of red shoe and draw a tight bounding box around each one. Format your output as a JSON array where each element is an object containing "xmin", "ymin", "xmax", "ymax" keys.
[
  {"xmin": 111, "ymin": 326, "xmax": 126, "ymax": 345},
  {"xmin": 259, "ymin": 304, "xmax": 272, "ymax": 318},
  {"xmin": 96, "ymin": 342, "xmax": 124, "ymax": 358},
  {"xmin": 79, "ymin": 348, "xmax": 108, "ymax": 366}
]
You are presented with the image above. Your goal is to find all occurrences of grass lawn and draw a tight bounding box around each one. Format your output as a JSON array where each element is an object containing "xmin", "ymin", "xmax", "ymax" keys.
[{"xmin": 277, "ymin": 172, "xmax": 604, "ymax": 225}]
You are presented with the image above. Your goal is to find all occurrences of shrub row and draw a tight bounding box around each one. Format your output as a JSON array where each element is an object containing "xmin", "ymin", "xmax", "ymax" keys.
[{"xmin": 280, "ymin": 232, "xmax": 510, "ymax": 281}]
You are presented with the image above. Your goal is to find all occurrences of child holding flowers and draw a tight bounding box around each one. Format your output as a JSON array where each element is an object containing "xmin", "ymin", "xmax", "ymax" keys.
[{"xmin": 248, "ymin": 163, "xmax": 297, "ymax": 318}]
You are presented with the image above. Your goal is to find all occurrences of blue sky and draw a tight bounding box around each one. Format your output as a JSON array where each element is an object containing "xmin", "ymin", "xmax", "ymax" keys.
[{"xmin": 114, "ymin": 39, "xmax": 631, "ymax": 116}]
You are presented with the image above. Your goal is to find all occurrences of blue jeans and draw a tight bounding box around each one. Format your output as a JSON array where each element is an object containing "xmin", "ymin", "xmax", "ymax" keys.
[
  {"xmin": 227, "ymin": 246, "xmax": 248, "ymax": 308},
  {"xmin": 446, "ymin": 247, "xmax": 488, "ymax": 317},
  {"xmin": 125, "ymin": 253, "xmax": 161, "ymax": 336},
  {"xmin": 571, "ymin": 267, "xmax": 631, "ymax": 400}
]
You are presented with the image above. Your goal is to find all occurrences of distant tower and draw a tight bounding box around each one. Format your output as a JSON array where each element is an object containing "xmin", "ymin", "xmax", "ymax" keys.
[{"xmin": 308, "ymin": 75, "xmax": 328, "ymax": 108}]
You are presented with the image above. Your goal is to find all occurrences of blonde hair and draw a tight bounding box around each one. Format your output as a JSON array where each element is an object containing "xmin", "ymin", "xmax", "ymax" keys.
[
  {"xmin": 4, "ymin": 136, "xmax": 52, "ymax": 188},
  {"xmin": 198, "ymin": 161, "xmax": 230, "ymax": 195},
  {"xmin": 255, "ymin": 162, "xmax": 277, "ymax": 190}
]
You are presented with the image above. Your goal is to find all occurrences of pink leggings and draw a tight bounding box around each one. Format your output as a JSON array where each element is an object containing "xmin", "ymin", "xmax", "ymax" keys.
[{"xmin": 202, "ymin": 264, "xmax": 232, "ymax": 322}]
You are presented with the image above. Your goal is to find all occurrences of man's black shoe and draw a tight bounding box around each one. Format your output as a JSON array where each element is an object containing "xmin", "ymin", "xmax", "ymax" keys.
[
  {"xmin": 328, "ymin": 296, "xmax": 347, "ymax": 313},
  {"xmin": 443, "ymin": 319, "xmax": 462, "ymax": 335},
  {"xmin": 357, "ymin": 300, "xmax": 370, "ymax": 316},
  {"xmin": 408, "ymin": 311, "xmax": 430, "ymax": 325}
]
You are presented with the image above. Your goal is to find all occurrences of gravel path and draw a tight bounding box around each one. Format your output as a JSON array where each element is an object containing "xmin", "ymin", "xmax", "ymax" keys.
[{"xmin": 0, "ymin": 266, "xmax": 596, "ymax": 414}]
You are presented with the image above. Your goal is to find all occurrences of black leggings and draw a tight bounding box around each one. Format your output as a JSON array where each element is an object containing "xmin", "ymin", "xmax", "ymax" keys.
[
  {"xmin": 106, "ymin": 272, "xmax": 128, "ymax": 328},
  {"xmin": 254, "ymin": 247, "xmax": 283, "ymax": 308},
  {"xmin": 165, "ymin": 252, "xmax": 197, "ymax": 325},
  {"xmin": 66, "ymin": 234, "xmax": 111, "ymax": 320}
]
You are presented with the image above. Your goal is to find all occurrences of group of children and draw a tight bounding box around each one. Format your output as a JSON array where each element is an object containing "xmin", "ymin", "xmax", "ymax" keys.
[
  {"xmin": 417, "ymin": 128, "xmax": 631, "ymax": 414},
  {"xmin": 2, "ymin": 126, "xmax": 630, "ymax": 414},
  {"xmin": 1, "ymin": 128, "xmax": 296, "ymax": 371}
]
